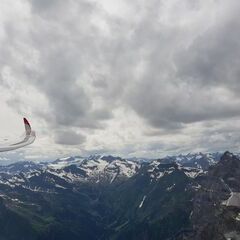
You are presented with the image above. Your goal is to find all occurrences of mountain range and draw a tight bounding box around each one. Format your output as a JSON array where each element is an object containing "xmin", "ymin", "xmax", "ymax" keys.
[{"xmin": 0, "ymin": 152, "xmax": 239, "ymax": 239}]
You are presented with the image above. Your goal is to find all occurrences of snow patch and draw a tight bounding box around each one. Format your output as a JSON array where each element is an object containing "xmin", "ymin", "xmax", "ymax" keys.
[
  {"xmin": 166, "ymin": 184, "xmax": 175, "ymax": 192},
  {"xmin": 139, "ymin": 195, "xmax": 146, "ymax": 208},
  {"xmin": 223, "ymin": 192, "xmax": 240, "ymax": 207}
]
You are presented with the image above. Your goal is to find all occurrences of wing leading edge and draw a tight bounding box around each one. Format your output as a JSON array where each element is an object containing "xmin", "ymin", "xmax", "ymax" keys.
[{"xmin": 0, "ymin": 118, "xmax": 36, "ymax": 152}]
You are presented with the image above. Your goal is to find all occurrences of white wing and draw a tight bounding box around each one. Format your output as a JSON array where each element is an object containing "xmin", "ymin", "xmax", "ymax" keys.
[{"xmin": 0, "ymin": 118, "xmax": 36, "ymax": 152}]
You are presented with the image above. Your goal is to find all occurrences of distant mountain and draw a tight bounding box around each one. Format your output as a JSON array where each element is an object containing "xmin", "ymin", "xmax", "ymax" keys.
[
  {"xmin": 48, "ymin": 155, "xmax": 140, "ymax": 184},
  {"xmin": 161, "ymin": 152, "xmax": 222, "ymax": 171},
  {"xmin": 0, "ymin": 152, "xmax": 239, "ymax": 239},
  {"xmin": 0, "ymin": 161, "xmax": 44, "ymax": 174}
]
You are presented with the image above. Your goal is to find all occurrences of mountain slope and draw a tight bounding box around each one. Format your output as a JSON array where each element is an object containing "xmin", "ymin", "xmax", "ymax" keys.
[
  {"xmin": 0, "ymin": 152, "xmax": 239, "ymax": 239},
  {"xmin": 185, "ymin": 152, "xmax": 240, "ymax": 240}
]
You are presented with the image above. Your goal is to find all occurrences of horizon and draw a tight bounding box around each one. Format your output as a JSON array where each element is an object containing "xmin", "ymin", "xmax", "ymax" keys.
[{"xmin": 0, "ymin": 150, "xmax": 231, "ymax": 165}]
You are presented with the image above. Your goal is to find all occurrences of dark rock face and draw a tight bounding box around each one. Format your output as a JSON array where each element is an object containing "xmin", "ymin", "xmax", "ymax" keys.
[{"xmin": 186, "ymin": 152, "xmax": 240, "ymax": 240}]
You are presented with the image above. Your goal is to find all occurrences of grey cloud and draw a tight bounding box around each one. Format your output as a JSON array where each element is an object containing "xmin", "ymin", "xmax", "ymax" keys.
[
  {"xmin": 123, "ymin": 0, "xmax": 240, "ymax": 130},
  {"xmin": 92, "ymin": 77, "xmax": 108, "ymax": 89},
  {"xmin": 1, "ymin": 0, "xmax": 240, "ymax": 154},
  {"xmin": 19, "ymin": 0, "xmax": 114, "ymax": 129},
  {"xmin": 177, "ymin": 14, "xmax": 240, "ymax": 92},
  {"xmin": 54, "ymin": 130, "xmax": 86, "ymax": 145},
  {"xmin": 30, "ymin": 0, "xmax": 61, "ymax": 11}
]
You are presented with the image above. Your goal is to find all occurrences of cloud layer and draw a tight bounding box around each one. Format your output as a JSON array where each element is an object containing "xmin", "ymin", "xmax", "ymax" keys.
[{"xmin": 0, "ymin": 0, "xmax": 240, "ymax": 160}]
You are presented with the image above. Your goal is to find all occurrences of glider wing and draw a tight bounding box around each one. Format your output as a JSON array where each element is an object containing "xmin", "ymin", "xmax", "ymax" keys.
[{"xmin": 0, "ymin": 118, "xmax": 36, "ymax": 152}]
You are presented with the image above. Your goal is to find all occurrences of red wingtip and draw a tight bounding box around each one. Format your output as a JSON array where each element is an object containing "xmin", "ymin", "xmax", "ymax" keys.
[
  {"xmin": 23, "ymin": 118, "xmax": 30, "ymax": 126},
  {"xmin": 23, "ymin": 118, "xmax": 32, "ymax": 134}
]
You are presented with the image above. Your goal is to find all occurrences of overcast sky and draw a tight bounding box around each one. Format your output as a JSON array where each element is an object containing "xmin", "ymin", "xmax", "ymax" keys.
[{"xmin": 0, "ymin": 0, "xmax": 240, "ymax": 161}]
